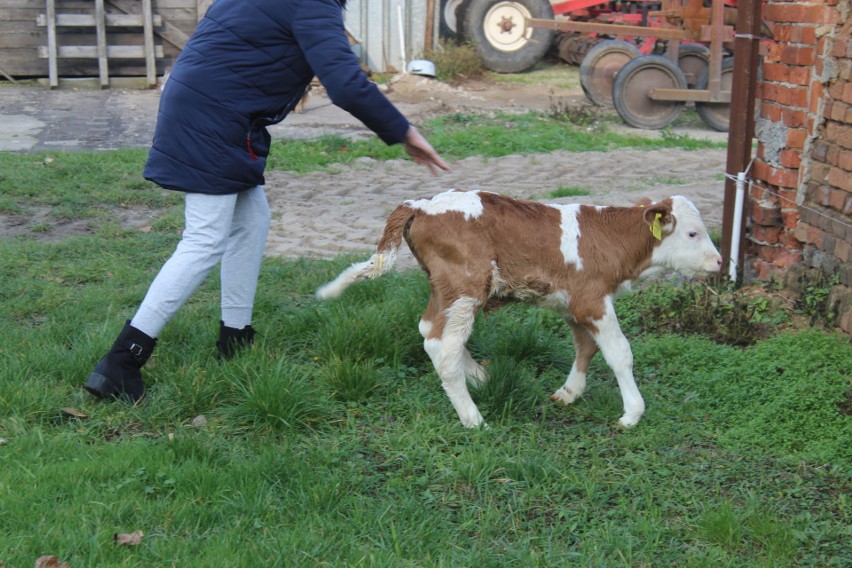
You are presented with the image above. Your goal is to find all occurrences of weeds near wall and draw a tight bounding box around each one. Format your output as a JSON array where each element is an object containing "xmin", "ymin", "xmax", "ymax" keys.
[
  {"xmin": 795, "ymin": 269, "xmax": 840, "ymax": 328},
  {"xmin": 618, "ymin": 279, "xmax": 788, "ymax": 346}
]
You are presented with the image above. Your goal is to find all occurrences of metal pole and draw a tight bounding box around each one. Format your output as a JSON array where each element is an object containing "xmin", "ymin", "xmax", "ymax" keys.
[
  {"xmin": 729, "ymin": 171, "xmax": 747, "ymax": 281},
  {"xmin": 720, "ymin": 0, "xmax": 763, "ymax": 283}
]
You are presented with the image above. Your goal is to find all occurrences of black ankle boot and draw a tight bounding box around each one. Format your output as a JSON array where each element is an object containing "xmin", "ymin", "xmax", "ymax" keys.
[
  {"xmin": 84, "ymin": 321, "xmax": 157, "ymax": 403},
  {"xmin": 216, "ymin": 321, "xmax": 255, "ymax": 360}
]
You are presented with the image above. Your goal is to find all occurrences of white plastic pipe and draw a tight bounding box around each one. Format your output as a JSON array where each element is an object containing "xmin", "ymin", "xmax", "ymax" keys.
[
  {"xmin": 397, "ymin": 2, "xmax": 407, "ymax": 73},
  {"xmin": 728, "ymin": 171, "xmax": 747, "ymax": 282}
]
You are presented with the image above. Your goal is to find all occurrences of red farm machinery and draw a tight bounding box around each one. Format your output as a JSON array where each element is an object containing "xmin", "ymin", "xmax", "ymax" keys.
[{"xmin": 448, "ymin": 0, "xmax": 759, "ymax": 131}]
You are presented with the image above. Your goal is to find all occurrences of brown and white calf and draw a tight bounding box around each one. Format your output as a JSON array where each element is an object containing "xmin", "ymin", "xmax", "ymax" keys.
[{"xmin": 317, "ymin": 190, "xmax": 722, "ymax": 428}]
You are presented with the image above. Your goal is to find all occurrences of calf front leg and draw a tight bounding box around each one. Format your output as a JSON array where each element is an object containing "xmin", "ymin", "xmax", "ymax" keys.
[
  {"xmin": 552, "ymin": 320, "xmax": 599, "ymax": 405},
  {"xmin": 591, "ymin": 298, "xmax": 645, "ymax": 428}
]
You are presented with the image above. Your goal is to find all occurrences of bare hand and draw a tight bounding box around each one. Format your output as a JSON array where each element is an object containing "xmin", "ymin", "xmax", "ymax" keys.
[{"xmin": 403, "ymin": 126, "xmax": 450, "ymax": 175}]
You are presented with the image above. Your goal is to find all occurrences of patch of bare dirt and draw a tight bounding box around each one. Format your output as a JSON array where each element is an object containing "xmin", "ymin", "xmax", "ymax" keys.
[{"xmin": 0, "ymin": 205, "xmax": 162, "ymax": 242}]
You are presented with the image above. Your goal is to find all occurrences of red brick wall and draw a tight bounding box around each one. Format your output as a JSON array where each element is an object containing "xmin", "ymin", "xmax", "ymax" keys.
[{"xmin": 748, "ymin": 0, "xmax": 851, "ymax": 330}]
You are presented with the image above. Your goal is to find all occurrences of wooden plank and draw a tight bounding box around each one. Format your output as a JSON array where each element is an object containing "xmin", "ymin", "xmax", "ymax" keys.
[
  {"xmin": 46, "ymin": 0, "xmax": 58, "ymax": 87},
  {"xmin": 38, "ymin": 45, "xmax": 165, "ymax": 58},
  {"xmin": 36, "ymin": 13, "xmax": 163, "ymax": 27},
  {"xmin": 649, "ymin": 88, "xmax": 732, "ymax": 103},
  {"xmin": 1, "ymin": 30, "xmax": 174, "ymax": 49},
  {"xmin": 197, "ymin": 0, "xmax": 214, "ymax": 21},
  {"xmin": 95, "ymin": 0, "xmax": 109, "ymax": 86},
  {"xmin": 142, "ymin": 0, "xmax": 155, "ymax": 86},
  {"xmin": 527, "ymin": 18, "xmax": 690, "ymax": 40},
  {"xmin": 108, "ymin": 0, "xmax": 190, "ymax": 49},
  {"xmin": 0, "ymin": 49, "xmax": 169, "ymax": 77},
  {"xmin": 1, "ymin": 0, "xmax": 195, "ymax": 9},
  {"xmin": 0, "ymin": 64, "xmax": 19, "ymax": 83}
]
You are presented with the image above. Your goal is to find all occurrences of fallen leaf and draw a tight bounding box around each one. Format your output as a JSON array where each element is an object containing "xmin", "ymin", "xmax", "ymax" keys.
[
  {"xmin": 139, "ymin": 226, "xmax": 152, "ymax": 233},
  {"xmin": 35, "ymin": 556, "xmax": 69, "ymax": 568},
  {"xmin": 0, "ymin": 437, "xmax": 6, "ymax": 446},
  {"xmin": 191, "ymin": 415, "xmax": 207, "ymax": 427},
  {"xmin": 114, "ymin": 530, "xmax": 144, "ymax": 546},
  {"xmin": 61, "ymin": 407, "xmax": 88, "ymax": 419}
]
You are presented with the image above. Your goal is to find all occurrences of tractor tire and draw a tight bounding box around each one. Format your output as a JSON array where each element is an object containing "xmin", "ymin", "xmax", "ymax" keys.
[
  {"xmin": 460, "ymin": 0, "xmax": 555, "ymax": 73},
  {"xmin": 677, "ymin": 43, "xmax": 710, "ymax": 89},
  {"xmin": 695, "ymin": 57, "xmax": 734, "ymax": 132},
  {"xmin": 557, "ymin": 32, "xmax": 603, "ymax": 66},
  {"xmin": 440, "ymin": 0, "xmax": 469, "ymax": 41},
  {"xmin": 580, "ymin": 40, "xmax": 641, "ymax": 107},
  {"xmin": 613, "ymin": 55, "xmax": 688, "ymax": 130}
]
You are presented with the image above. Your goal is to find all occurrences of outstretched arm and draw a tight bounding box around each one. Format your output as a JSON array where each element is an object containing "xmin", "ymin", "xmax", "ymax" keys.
[{"xmin": 403, "ymin": 126, "xmax": 450, "ymax": 175}]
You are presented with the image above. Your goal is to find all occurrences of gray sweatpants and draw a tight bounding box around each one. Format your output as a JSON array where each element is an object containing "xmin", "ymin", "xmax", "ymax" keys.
[{"xmin": 131, "ymin": 185, "xmax": 271, "ymax": 338}]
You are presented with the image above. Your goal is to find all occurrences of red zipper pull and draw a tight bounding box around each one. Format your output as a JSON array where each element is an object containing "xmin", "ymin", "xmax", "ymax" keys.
[{"xmin": 246, "ymin": 135, "xmax": 258, "ymax": 161}]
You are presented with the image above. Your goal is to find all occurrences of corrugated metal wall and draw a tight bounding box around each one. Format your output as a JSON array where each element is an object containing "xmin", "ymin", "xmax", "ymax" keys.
[{"xmin": 344, "ymin": 0, "xmax": 437, "ymax": 73}]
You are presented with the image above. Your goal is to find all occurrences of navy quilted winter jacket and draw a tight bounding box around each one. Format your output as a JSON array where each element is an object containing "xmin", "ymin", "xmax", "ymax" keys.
[{"xmin": 144, "ymin": 0, "xmax": 410, "ymax": 194}]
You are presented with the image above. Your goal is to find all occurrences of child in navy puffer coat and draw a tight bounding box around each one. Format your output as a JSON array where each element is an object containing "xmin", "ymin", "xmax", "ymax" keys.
[{"xmin": 85, "ymin": 0, "xmax": 448, "ymax": 403}]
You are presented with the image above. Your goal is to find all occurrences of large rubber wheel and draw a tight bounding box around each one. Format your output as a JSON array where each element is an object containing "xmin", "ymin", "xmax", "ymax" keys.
[
  {"xmin": 440, "ymin": 0, "xmax": 468, "ymax": 40},
  {"xmin": 613, "ymin": 55, "xmax": 688, "ymax": 130},
  {"xmin": 677, "ymin": 43, "xmax": 710, "ymax": 89},
  {"xmin": 695, "ymin": 57, "xmax": 735, "ymax": 132},
  {"xmin": 461, "ymin": 0, "xmax": 555, "ymax": 73},
  {"xmin": 579, "ymin": 40, "xmax": 641, "ymax": 107}
]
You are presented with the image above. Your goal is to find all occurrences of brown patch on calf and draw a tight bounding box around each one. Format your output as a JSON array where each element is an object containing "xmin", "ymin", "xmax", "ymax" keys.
[{"xmin": 566, "ymin": 202, "xmax": 674, "ymax": 326}]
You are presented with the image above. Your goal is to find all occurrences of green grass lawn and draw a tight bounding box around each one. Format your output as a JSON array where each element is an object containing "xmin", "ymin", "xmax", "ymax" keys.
[{"xmin": 0, "ymin": 114, "xmax": 848, "ymax": 567}]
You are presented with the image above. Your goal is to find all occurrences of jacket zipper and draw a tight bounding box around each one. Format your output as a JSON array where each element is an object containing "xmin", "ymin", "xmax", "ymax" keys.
[
  {"xmin": 245, "ymin": 85, "xmax": 310, "ymax": 161},
  {"xmin": 245, "ymin": 132, "xmax": 258, "ymax": 161}
]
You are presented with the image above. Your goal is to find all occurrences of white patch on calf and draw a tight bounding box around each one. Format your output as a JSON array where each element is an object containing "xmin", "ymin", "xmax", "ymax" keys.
[
  {"xmin": 540, "ymin": 289, "xmax": 571, "ymax": 317},
  {"xmin": 489, "ymin": 261, "xmax": 506, "ymax": 297},
  {"xmin": 549, "ymin": 204, "xmax": 584, "ymax": 270},
  {"xmin": 406, "ymin": 190, "xmax": 485, "ymax": 220}
]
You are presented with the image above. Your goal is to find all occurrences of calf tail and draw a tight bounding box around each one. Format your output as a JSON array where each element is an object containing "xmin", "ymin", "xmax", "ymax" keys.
[{"xmin": 316, "ymin": 204, "xmax": 414, "ymax": 300}]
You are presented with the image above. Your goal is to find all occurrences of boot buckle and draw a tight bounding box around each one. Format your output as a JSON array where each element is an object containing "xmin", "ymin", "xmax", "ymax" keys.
[{"xmin": 128, "ymin": 342, "xmax": 150, "ymax": 364}]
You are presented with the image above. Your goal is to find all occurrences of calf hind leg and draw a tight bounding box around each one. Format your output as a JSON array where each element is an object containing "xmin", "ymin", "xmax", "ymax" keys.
[
  {"xmin": 422, "ymin": 296, "xmax": 486, "ymax": 428},
  {"xmin": 551, "ymin": 320, "xmax": 599, "ymax": 405},
  {"xmin": 419, "ymin": 298, "xmax": 486, "ymax": 386}
]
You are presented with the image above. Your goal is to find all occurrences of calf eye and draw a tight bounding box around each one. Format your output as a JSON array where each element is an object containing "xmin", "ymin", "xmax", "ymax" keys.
[{"xmin": 688, "ymin": 231, "xmax": 698, "ymax": 238}]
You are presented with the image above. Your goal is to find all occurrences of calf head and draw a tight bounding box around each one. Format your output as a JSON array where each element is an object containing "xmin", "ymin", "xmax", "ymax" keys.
[{"xmin": 647, "ymin": 196, "xmax": 722, "ymax": 275}]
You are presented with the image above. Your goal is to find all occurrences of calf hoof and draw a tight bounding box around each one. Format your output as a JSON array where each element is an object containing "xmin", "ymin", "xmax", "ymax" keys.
[
  {"xmin": 459, "ymin": 415, "xmax": 488, "ymax": 429},
  {"xmin": 550, "ymin": 387, "xmax": 581, "ymax": 405},
  {"xmin": 618, "ymin": 414, "xmax": 642, "ymax": 428}
]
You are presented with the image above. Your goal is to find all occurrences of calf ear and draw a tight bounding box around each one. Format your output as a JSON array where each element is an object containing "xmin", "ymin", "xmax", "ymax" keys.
[
  {"xmin": 642, "ymin": 204, "xmax": 672, "ymax": 227},
  {"xmin": 643, "ymin": 202, "xmax": 673, "ymax": 240}
]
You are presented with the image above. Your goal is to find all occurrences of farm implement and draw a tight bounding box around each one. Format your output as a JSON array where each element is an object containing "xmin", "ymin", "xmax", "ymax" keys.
[{"xmin": 453, "ymin": 0, "xmax": 762, "ymax": 131}]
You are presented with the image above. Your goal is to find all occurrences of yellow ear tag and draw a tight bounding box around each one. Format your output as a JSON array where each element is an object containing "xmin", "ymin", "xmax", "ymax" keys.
[{"xmin": 650, "ymin": 213, "xmax": 663, "ymax": 241}]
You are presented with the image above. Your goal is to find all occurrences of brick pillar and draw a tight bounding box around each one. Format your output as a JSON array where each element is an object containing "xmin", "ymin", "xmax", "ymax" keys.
[{"xmin": 749, "ymin": 0, "xmax": 851, "ymax": 332}]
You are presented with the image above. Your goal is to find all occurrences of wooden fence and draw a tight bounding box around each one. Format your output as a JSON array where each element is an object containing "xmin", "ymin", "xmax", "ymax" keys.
[{"xmin": 0, "ymin": 0, "xmax": 210, "ymax": 82}]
